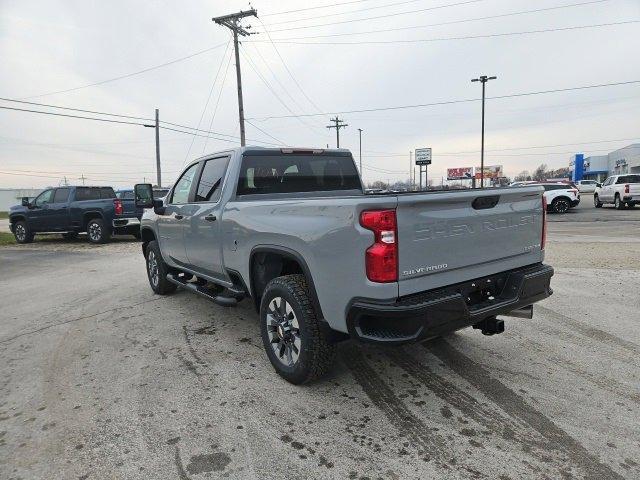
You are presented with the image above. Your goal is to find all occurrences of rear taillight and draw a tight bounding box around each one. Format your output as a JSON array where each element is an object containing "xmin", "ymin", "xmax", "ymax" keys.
[
  {"xmin": 625, "ymin": 184, "xmax": 630, "ymax": 194},
  {"xmin": 114, "ymin": 199, "xmax": 123, "ymax": 215},
  {"xmin": 360, "ymin": 209, "xmax": 398, "ymax": 283},
  {"xmin": 541, "ymin": 195, "xmax": 547, "ymax": 250}
]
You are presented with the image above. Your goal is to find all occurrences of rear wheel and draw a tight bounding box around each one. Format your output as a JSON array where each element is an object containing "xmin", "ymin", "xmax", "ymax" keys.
[
  {"xmin": 551, "ymin": 197, "xmax": 570, "ymax": 214},
  {"xmin": 615, "ymin": 194, "xmax": 625, "ymax": 210},
  {"xmin": 87, "ymin": 218, "xmax": 110, "ymax": 244},
  {"xmin": 145, "ymin": 240, "xmax": 177, "ymax": 295},
  {"xmin": 260, "ymin": 274, "xmax": 335, "ymax": 384},
  {"xmin": 13, "ymin": 221, "xmax": 34, "ymax": 244},
  {"xmin": 594, "ymin": 194, "xmax": 602, "ymax": 208}
]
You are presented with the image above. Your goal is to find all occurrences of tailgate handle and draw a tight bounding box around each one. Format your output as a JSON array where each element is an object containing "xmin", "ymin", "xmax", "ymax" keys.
[{"xmin": 472, "ymin": 195, "xmax": 500, "ymax": 210}]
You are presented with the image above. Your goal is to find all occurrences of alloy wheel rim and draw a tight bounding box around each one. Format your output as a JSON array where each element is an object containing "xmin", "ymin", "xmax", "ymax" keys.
[
  {"xmin": 556, "ymin": 200, "xmax": 569, "ymax": 213},
  {"xmin": 15, "ymin": 225, "xmax": 25, "ymax": 241},
  {"xmin": 148, "ymin": 251, "xmax": 159, "ymax": 287},
  {"xmin": 266, "ymin": 297, "xmax": 301, "ymax": 367},
  {"xmin": 89, "ymin": 223, "xmax": 101, "ymax": 241}
]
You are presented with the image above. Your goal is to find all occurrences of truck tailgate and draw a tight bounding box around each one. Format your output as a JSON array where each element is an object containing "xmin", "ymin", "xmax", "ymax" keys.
[{"xmin": 396, "ymin": 186, "xmax": 545, "ymax": 297}]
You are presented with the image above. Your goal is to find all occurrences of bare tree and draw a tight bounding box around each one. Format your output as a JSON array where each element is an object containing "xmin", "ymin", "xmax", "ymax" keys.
[{"xmin": 532, "ymin": 164, "xmax": 548, "ymax": 182}]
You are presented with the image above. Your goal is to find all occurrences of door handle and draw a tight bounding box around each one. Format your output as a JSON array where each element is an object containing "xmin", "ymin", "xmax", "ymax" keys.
[
  {"xmin": 174, "ymin": 214, "xmax": 184, "ymax": 220},
  {"xmin": 204, "ymin": 214, "xmax": 217, "ymax": 222}
]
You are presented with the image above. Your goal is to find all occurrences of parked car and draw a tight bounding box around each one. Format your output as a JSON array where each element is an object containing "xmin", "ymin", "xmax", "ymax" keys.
[
  {"xmin": 575, "ymin": 180, "xmax": 599, "ymax": 193},
  {"xmin": 134, "ymin": 147, "xmax": 553, "ymax": 384},
  {"xmin": 538, "ymin": 183, "xmax": 580, "ymax": 213},
  {"xmin": 9, "ymin": 186, "xmax": 142, "ymax": 244},
  {"xmin": 594, "ymin": 174, "xmax": 640, "ymax": 209}
]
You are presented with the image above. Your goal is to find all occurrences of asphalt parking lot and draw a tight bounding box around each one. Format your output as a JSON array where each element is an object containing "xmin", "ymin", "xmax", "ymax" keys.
[{"xmin": 1, "ymin": 202, "xmax": 639, "ymax": 480}]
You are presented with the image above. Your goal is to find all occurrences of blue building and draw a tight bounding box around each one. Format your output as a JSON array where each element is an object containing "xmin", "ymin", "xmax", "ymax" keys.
[{"xmin": 570, "ymin": 144, "xmax": 640, "ymax": 182}]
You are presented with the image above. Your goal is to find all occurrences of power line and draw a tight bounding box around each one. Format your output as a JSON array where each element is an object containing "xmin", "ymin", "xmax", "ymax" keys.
[
  {"xmin": 261, "ymin": 0, "xmax": 374, "ymax": 17},
  {"xmin": 183, "ymin": 40, "xmax": 232, "ymax": 164},
  {"xmin": 262, "ymin": 0, "xmax": 426, "ymax": 27},
  {"xmin": 256, "ymin": 0, "xmax": 485, "ymax": 32},
  {"xmin": 251, "ymin": 19, "xmax": 639, "ymax": 44},
  {"xmin": 245, "ymin": 119, "xmax": 287, "ymax": 145},
  {"xmin": 264, "ymin": 0, "xmax": 609, "ymax": 39},
  {"xmin": 256, "ymin": 17, "xmax": 324, "ymax": 114},
  {"xmin": 158, "ymin": 125, "xmax": 281, "ymax": 146},
  {"xmin": 240, "ymin": 45, "xmax": 323, "ymax": 136},
  {"xmin": 20, "ymin": 42, "xmax": 229, "ymax": 99},
  {"xmin": 0, "ymin": 96, "xmax": 153, "ymax": 122},
  {"xmin": 0, "ymin": 105, "xmax": 146, "ymax": 126},
  {"xmin": 203, "ymin": 47, "xmax": 235, "ymax": 154},
  {"xmin": 247, "ymin": 79, "xmax": 640, "ymax": 120}
]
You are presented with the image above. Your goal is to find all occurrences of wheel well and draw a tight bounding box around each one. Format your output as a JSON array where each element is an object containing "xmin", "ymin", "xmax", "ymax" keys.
[
  {"xmin": 552, "ymin": 196, "xmax": 571, "ymax": 204},
  {"xmin": 249, "ymin": 250, "xmax": 322, "ymax": 318},
  {"xmin": 82, "ymin": 212, "xmax": 103, "ymax": 230},
  {"xmin": 140, "ymin": 228, "xmax": 156, "ymax": 256},
  {"xmin": 9, "ymin": 215, "xmax": 25, "ymax": 225}
]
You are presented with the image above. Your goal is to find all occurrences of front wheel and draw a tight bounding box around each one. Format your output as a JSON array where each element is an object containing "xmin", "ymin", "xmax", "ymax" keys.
[
  {"xmin": 87, "ymin": 218, "xmax": 110, "ymax": 244},
  {"xmin": 260, "ymin": 275, "xmax": 336, "ymax": 384},
  {"xmin": 594, "ymin": 194, "xmax": 602, "ymax": 208},
  {"xmin": 551, "ymin": 197, "xmax": 570, "ymax": 214},
  {"xmin": 13, "ymin": 221, "xmax": 34, "ymax": 244},
  {"xmin": 145, "ymin": 240, "xmax": 177, "ymax": 295}
]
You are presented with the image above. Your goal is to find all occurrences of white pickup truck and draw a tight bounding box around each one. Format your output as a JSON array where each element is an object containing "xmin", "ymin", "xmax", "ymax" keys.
[{"xmin": 594, "ymin": 174, "xmax": 640, "ymax": 209}]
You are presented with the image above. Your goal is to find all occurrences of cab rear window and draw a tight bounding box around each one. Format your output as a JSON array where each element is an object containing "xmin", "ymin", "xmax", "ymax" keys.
[{"xmin": 237, "ymin": 155, "xmax": 361, "ymax": 195}]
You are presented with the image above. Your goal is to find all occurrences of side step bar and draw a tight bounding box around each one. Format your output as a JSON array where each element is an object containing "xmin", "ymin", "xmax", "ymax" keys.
[{"xmin": 166, "ymin": 273, "xmax": 238, "ymax": 307}]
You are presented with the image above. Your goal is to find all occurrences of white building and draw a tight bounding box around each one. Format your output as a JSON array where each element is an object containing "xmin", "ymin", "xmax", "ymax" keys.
[
  {"xmin": 571, "ymin": 143, "xmax": 640, "ymax": 182},
  {"xmin": 0, "ymin": 188, "xmax": 43, "ymax": 211}
]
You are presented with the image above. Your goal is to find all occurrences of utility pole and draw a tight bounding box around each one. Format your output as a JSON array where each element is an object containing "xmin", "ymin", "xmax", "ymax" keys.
[
  {"xmin": 155, "ymin": 108, "xmax": 161, "ymax": 187},
  {"xmin": 326, "ymin": 116, "xmax": 348, "ymax": 148},
  {"xmin": 471, "ymin": 75, "xmax": 497, "ymax": 188},
  {"xmin": 213, "ymin": 8, "xmax": 257, "ymax": 147},
  {"xmin": 143, "ymin": 108, "xmax": 162, "ymax": 187},
  {"xmin": 79, "ymin": 174, "xmax": 86, "ymax": 186},
  {"xmin": 357, "ymin": 128, "xmax": 363, "ymax": 174}
]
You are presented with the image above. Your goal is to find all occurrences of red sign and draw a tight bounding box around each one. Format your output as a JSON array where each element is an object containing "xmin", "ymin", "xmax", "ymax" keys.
[{"xmin": 447, "ymin": 167, "xmax": 474, "ymax": 180}]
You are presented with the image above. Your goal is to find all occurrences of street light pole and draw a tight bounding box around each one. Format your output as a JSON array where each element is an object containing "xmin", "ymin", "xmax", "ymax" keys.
[{"xmin": 471, "ymin": 75, "xmax": 497, "ymax": 188}]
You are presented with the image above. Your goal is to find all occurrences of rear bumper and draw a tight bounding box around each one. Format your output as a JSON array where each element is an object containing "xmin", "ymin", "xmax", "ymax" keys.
[
  {"xmin": 112, "ymin": 217, "xmax": 140, "ymax": 228},
  {"xmin": 346, "ymin": 263, "xmax": 553, "ymax": 344},
  {"xmin": 622, "ymin": 196, "xmax": 639, "ymax": 203}
]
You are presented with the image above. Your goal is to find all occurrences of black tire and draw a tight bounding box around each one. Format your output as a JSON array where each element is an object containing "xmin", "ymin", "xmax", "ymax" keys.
[
  {"xmin": 62, "ymin": 232, "xmax": 78, "ymax": 241},
  {"xmin": 615, "ymin": 194, "xmax": 625, "ymax": 210},
  {"xmin": 13, "ymin": 221, "xmax": 34, "ymax": 244},
  {"xmin": 86, "ymin": 218, "xmax": 110, "ymax": 244},
  {"xmin": 260, "ymin": 274, "xmax": 336, "ymax": 384},
  {"xmin": 551, "ymin": 197, "xmax": 570, "ymax": 214},
  {"xmin": 594, "ymin": 194, "xmax": 603, "ymax": 208},
  {"xmin": 145, "ymin": 240, "xmax": 177, "ymax": 295}
]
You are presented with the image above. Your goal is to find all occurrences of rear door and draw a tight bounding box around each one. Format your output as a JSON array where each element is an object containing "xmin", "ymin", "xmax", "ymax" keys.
[
  {"xmin": 184, "ymin": 154, "xmax": 230, "ymax": 279},
  {"xmin": 395, "ymin": 187, "xmax": 544, "ymax": 296},
  {"xmin": 47, "ymin": 188, "xmax": 71, "ymax": 230}
]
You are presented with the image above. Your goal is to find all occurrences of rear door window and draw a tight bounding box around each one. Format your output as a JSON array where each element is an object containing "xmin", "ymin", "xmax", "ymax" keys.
[
  {"xmin": 617, "ymin": 175, "xmax": 640, "ymax": 184},
  {"xmin": 194, "ymin": 156, "xmax": 230, "ymax": 203},
  {"xmin": 53, "ymin": 188, "xmax": 70, "ymax": 203},
  {"xmin": 75, "ymin": 187, "xmax": 101, "ymax": 201},
  {"xmin": 237, "ymin": 154, "xmax": 361, "ymax": 195}
]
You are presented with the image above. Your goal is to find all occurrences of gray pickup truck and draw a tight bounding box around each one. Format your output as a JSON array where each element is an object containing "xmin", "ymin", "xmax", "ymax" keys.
[{"xmin": 134, "ymin": 147, "xmax": 553, "ymax": 384}]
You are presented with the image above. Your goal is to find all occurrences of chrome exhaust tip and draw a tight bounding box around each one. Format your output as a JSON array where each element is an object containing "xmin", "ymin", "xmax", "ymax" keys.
[{"xmin": 504, "ymin": 305, "xmax": 534, "ymax": 319}]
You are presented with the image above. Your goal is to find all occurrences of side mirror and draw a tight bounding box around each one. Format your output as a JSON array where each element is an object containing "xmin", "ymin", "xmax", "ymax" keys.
[
  {"xmin": 134, "ymin": 184, "xmax": 154, "ymax": 208},
  {"xmin": 596, "ymin": 183, "xmax": 602, "ymax": 188},
  {"xmin": 21, "ymin": 197, "xmax": 30, "ymax": 207}
]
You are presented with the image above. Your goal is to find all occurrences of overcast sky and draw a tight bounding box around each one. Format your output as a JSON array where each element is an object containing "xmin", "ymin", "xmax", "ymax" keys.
[{"xmin": 1, "ymin": 0, "xmax": 639, "ymax": 189}]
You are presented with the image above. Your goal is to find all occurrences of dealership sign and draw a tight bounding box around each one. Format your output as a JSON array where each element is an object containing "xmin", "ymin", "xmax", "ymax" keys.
[
  {"xmin": 447, "ymin": 167, "xmax": 474, "ymax": 180},
  {"xmin": 415, "ymin": 148, "xmax": 432, "ymax": 165}
]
